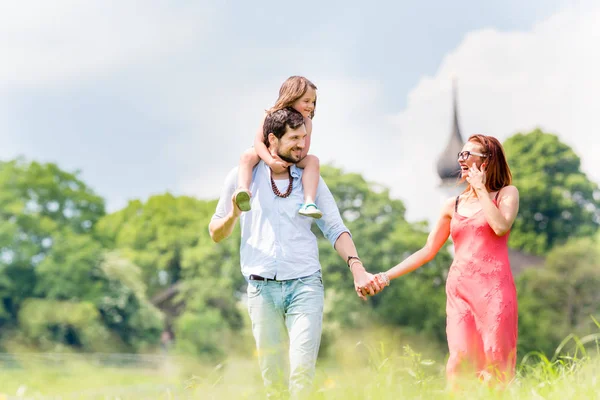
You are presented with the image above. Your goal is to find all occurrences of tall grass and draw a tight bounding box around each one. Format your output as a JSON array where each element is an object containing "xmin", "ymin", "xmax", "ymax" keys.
[
  {"xmin": 0, "ymin": 326, "xmax": 598, "ymax": 399},
  {"xmin": 188, "ymin": 331, "xmax": 600, "ymax": 400}
]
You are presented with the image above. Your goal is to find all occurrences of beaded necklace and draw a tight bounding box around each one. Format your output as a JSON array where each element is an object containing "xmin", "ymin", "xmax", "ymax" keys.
[{"xmin": 270, "ymin": 170, "xmax": 293, "ymax": 198}]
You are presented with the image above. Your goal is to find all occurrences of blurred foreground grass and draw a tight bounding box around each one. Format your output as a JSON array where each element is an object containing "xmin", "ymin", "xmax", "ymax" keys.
[{"xmin": 0, "ymin": 328, "xmax": 598, "ymax": 399}]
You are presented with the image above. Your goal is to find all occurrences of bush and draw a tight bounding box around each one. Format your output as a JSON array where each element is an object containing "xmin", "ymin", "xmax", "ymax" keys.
[{"xmin": 174, "ymin": 309, "xmax": 229, "ymax": 359}]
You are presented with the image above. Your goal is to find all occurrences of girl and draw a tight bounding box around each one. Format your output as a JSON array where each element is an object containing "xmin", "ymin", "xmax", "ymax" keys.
[
  {"xmin": 373, "ymin": 134, "xmax": 520, "ymax": 387},
  {"xmin": 234, "ymin": 76, "xmax": 323, "ymax": 219}
]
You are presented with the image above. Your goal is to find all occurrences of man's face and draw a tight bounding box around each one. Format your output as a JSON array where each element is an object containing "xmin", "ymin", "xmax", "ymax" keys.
[{"xmin": 272, "ymin": 124, "xmax": 307, "ymax": 164}]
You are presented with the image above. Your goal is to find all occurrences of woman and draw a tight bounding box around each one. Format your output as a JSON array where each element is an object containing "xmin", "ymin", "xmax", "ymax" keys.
[{"xmin": 377, "ymin": 134, "xmax": 519, "ymax": 385}]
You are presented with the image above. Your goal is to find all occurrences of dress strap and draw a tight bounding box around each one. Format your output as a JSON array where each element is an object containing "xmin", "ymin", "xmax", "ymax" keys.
[{"xmin": 455, "ymin": 195, "xmax": 460, "ymax": 212}]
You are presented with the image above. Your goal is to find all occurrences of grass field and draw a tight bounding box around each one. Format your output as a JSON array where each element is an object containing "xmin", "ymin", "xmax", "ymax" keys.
[{"xmin": 0, "ymin": 331, "xmax": 598, "ymax": 399}]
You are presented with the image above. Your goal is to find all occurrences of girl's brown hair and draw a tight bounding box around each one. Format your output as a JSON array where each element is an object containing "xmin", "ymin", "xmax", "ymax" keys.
[
  {"xmin": 463, "ymin": 134, "xmax": 512, "ymax": 193},
  {"xmin": 268, "ymin": 76, "xmax": 317, "ymax": 119}
]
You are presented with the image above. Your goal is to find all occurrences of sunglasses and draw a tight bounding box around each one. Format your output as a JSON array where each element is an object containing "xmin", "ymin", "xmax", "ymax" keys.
[{"xmin": 457, "ymin": 151, "xmax": 488, "ymax": 161}]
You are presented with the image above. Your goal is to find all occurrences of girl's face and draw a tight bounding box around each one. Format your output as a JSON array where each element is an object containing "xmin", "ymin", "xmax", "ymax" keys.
[{"xmin": 291, "ymin": 87, "xmax": 316, "ymax": 119}]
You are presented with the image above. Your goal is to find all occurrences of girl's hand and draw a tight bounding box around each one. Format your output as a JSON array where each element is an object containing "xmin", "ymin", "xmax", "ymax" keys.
[
  {"xmin": 268, "ymin": 155, "xmax": 290, "ymax": 174},
  {"xmin": 467, "ymin": 163, "xmax": 487, "ymax": 191}
]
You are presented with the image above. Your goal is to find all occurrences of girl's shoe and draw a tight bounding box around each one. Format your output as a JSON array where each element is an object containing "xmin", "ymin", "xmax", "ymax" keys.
[
  {"xmin": 234, "ymin": 190, "xmax": 251, "ymax": 212},
  {"xmin": 298, "ymin": 203, "xmax": 323, "ymax": 219}
]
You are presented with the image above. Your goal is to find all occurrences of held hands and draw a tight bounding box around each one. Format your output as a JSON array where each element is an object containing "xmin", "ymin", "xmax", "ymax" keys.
[
  {"xmin": 466, "ymin": 162, "xmax": 487, "ymax": 191},
  {"xmin": 351, "ymin": 262, "xmax": 389, "ymax": 300}
]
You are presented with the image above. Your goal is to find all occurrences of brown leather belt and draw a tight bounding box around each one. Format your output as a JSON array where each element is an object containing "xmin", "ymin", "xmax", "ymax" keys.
[{"xmin": 248, "ymin": 274, "xmax": 276, "ymax": 281}]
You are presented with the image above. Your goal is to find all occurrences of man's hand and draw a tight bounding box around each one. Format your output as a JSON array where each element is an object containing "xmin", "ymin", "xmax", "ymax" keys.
[
  {"xmin": 209, "ymin": 189, "xmax": 244, "ymax": 243},
  {"xmin": 230, "ymin": 189, "xmax": 245, "ymax": 218},
  {"xmin": 351, "ymin": 264, "xmax": 383, "ymax": 300},
  {"xmin": 332, "ymin": 233, "xmax": 383, "ymax": 300}
]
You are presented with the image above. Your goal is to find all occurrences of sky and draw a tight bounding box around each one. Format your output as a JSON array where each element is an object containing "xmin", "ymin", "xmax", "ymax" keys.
[{"xmin": 1, "ymin": 0, "xmax": 597, "ymax": 225}]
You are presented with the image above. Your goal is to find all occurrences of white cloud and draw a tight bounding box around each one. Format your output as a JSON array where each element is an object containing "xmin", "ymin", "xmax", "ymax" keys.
[
  {"xmin": 0, "ymin": 1, "xmax": 219, "ymax": 210},
  {"xmin": 372, "ymin": 2, "xmax": 600, "ymax": 224},
  {"xmin": 2, "ymin": 1, "xmax": 596, "ymax": 227},
  {"xmin": 177, "ymin": 1, "xmax": 600, "ymax": 227},
  {"xmin": 0, "ymin": 1, "xmax": 215, "ymax": 87},
  {"xmin": 173, "ymin": 82, "xmax": 278, "ymax": 200}
]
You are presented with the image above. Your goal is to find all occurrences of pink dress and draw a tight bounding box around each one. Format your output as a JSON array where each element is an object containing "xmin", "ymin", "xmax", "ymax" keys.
[{"xmin": 446, "ymin": 192, "xmax": 518, "ymax": 383}]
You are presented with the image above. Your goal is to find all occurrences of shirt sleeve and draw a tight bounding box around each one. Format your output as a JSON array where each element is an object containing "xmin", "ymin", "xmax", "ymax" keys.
[
  {"xmin": 314, "ymin": 177, "xmax": 351, "ymax": 247},
  {"xmin": 211, "ymin": 167, "xmax": 238, "ymax": 222}
]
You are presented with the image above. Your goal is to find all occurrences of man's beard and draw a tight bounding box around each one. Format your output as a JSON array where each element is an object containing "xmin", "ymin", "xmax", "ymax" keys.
[{"xmin": 277, "ymin": 149, "xmax": 301, "ymax": 164}]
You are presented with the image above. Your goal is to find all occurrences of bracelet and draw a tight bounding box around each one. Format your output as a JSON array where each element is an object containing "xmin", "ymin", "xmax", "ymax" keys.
[
  {"xmin": 347, "ymin": 256, "xmax": 361, "ymax": 268},
  {"xmin": 377, "ymin": 272, "xmax": 390, "ymax": 287},
  {"xmin": 348, "ymin": 259, "xmax": 363, "ymax": 271}
]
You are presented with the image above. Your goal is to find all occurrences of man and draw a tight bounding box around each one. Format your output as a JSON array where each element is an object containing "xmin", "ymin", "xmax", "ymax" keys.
[{"xmin": 209, "ymin": 107, "xmax": 384, "ymax": 398}]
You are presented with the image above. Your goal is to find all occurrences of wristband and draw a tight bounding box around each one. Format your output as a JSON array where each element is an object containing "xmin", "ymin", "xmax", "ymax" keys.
[{"xmin": 347, "ymin": 256, "xmax": 361, "ymax": 268}]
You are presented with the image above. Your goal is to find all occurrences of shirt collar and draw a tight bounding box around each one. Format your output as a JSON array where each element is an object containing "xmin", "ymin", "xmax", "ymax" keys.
[
  {"xmin": 261, "ymin": 161, "xmax": 301, "ymax": 179},
  {"xmin": 290, "ymin": 164, "xmax": 301, "ymax": 179}
]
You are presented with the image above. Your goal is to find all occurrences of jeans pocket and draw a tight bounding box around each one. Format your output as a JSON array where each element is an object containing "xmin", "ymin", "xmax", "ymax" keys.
[
  {"xmin": 247, "ymin": 281, "xmax": 265, "ymax": 298},
  {"xmin": 298, "ymin": 271, "xmax": 324, "ymax": 288}
]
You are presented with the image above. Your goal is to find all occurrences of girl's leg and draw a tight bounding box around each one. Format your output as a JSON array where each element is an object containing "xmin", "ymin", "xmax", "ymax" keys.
[
  {"xmin": 235, "ymin": 148, "xmax": 260, "ymax": 212},
  {"xmin": 296, "ymin": 155, "xmax": 322, "ymax": 219}
]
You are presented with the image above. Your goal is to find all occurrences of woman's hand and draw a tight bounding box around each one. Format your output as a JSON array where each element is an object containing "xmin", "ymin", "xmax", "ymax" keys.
[{"xmin": 467, "ymin": 163, "xmax": 487, "ymax": 191}]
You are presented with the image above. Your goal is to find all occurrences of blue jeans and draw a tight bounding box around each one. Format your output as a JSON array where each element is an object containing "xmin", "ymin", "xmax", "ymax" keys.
[{"xmin": 247, "ymin": 270, "xmax": 325, "ymax": 399}]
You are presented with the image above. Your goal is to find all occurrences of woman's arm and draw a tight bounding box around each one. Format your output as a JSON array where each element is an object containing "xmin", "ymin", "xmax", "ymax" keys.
[
  {"xmin": 475, "ymin": 185, "xmax": 519, "ymax": 236},
  {"xmin": 468, "ymin": 164, "xmax": 520, "ymax": 236},
  {"xmin": 385, "ymin": 197, "xmax": 454, "ymax": 280}
]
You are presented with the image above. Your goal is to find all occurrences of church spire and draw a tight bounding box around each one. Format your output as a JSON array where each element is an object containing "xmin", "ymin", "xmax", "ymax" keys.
[{"xmin": 436, "ymin": 79, "xmax": 465, "ymax": 184}]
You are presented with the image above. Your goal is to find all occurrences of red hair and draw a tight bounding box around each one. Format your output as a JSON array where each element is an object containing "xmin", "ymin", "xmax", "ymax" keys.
[{"xmin": 463, "ymin": 134, "xmax": 512, "ymax": 193}]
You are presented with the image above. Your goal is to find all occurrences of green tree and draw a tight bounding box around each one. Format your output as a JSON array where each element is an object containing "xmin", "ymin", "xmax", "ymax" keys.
[
  {"xmin": 316, "ymin": 166, "xmax": 452, "ymax": 343},
  {"xmin": 0, "ymin": 159, "xmax": 163, "ymax": 352},
  {"xmin": 0, "ymin": 159, "xmax": 105, "ymax": 326},
  {"xmin": 516, "ymin": 237, "xmax": 600, "ymax": 357},
  {"xmin": 95, "ymin": 194, "xmax": 244, "ymax": 357},
  {"xmin": 21, "ymin": 219, "xmax": 162, "ymax": 352},
  {"xmin": 34, "ymin": 231, "xmax": 104, "ymax": 300},
  {"xmin": 97, "ymin": 252, "xmax": 164, "ymax": 351},
  {"xmin": 95, "ymin": 194, "xmax": 220, "ymax": 295},
  {"xmin": 503, "ymin": 129, "xmax": 600, "ymax": 254},
  {"xmin": 17, "ymin": 299, "xmax": 118, "ymax": 352}
]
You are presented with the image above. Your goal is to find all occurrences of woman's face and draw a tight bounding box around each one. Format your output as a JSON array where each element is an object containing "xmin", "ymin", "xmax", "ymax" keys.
[{"xmin": 458, "ymin": 141, "xmax": 487, "ymax": 178}]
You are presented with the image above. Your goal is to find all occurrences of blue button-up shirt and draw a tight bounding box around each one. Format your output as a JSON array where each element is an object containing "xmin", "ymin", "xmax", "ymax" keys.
[{"xmin": 211, "ymin": 161, "xmax": 350, "ymax": 280}]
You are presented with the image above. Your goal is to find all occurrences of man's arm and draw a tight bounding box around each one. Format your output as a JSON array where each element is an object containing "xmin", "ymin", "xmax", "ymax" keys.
[
  {"xmin": 208, "ymin": 168, "xmax": 240, "ymax": 243},
  {"xmin": 315, "ymin": 177, "xmax": 383, "ymax": 299},
  {"xmin": 333, "ymin": 232, "xmax": 381, "ymax": 300},
  {"xmin": 209, "ymin": 195, "xmax": 241, "ymax": 243}
]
